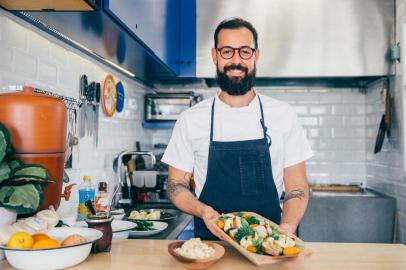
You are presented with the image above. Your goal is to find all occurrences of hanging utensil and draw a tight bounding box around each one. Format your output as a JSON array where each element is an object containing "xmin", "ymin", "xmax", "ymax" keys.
[
  {"xmin": 79, "ymin": 75, "xmax": 88, "ymax": 138},
  {"xmin": 374, "ymin": 80, "xmax": 390, "ymax": 154},
  {"xmin": 86, "ymin": 82, "xmax": 95, "ymax": 137},
  {"xmin": 94, "ymin": 83, "xmax": 101, "ymax": 148},
  {"xmin": 384, "ymin": 80, "xmax": 391, "ymax": 138},
  {"xmin": 374, "ymin": 115, "xmax": 386, "ymax": 154}
]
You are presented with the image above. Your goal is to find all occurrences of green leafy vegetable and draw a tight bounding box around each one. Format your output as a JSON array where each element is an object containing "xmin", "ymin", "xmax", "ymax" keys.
[
  {"xmin": 252, "ymin": 237, "xmax": 264, "ymax": 254},
  {"xmin": 271, "ymin": 229, "xmax": 280, "ymax": 240},
  {"xmin": 241, "ymin": 218, "xmax": 249, "ymax": 228},
  {"xmin": 6, "ymin": 158, "xmax": 22, "ymax": 173},
  {"xmin": 245, "ymin": 215, "xmax": 260, "ymax": 225},
  {"xmin": 0, "ymin": 124, "xmax": 10, "ymax": 163},
  {"xmin": 0, "ymin": 123, "xmax": 51, "ymax": 214},
  {"xmin": 0, "ymin": 184, "xmax": 44, "ymax": 214},
  {"xmin": 234, "ymin": 226, "xmax": 254, "ymax": 243},
  {"xmin": 132, "ymin": 220, "xmax": 155, "ymax": 231},
  {"xmin": 219, "ymin": 214, "xmax": 231, "ymax": 222},
  {"xmin": 0, "ymin": 162, "xmax": 11, "ymax": 184},
  {"xmin": 14, "ymin": 165, "xmax": 50, "ymax": 180}
]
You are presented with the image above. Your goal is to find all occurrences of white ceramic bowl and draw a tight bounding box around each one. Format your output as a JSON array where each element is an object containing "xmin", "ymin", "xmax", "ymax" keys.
[
  {"xmin": 74, "ymin": 220, "xmax": 136, "ymax": 239},
  {"xmin": 0, "ymin": 227, "xmax": 102, "ymax": 270},
  {"xmin": 110, "ymin": 209, "xmax": 125, "ymax": 220},
  {"xmin": 111, "ymin": 220, "xmax": 137, "ymax": 239}
]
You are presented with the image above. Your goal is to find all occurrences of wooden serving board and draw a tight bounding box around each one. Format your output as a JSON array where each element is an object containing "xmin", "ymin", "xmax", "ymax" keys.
[{"xmin": 210, "ymin": 212, "xmax": 312, "ymax": 266}]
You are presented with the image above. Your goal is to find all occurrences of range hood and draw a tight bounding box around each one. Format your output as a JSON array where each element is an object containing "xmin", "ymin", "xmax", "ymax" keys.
[{"xmin": 196, "ymin": 0, "xmax": 395, "ymax": 78}]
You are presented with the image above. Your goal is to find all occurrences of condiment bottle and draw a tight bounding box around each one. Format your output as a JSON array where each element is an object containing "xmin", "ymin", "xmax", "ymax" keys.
[
  {"xmin": 95, "ymin": 182, "xmax": 109, "ymax": 212},
  {"xmin": 78, "ymin": 175, "xmax": 95, "ymax": 220}
]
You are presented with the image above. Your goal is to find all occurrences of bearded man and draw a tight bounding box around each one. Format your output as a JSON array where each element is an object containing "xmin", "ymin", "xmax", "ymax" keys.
[{"xmin": 162, "ymin": 17, "xmax": 314, "ymax": 240}]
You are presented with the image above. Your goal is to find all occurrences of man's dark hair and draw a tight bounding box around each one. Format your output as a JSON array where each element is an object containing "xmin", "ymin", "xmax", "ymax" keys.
[{"xmin": 214, "ymin": 17, "xmax": 258, "ymax": 49}]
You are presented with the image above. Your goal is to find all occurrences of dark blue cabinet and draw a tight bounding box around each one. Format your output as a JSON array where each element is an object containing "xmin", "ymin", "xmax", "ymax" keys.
[{"xmin": 104, "ymin": 0, "xmax": 195, "ymax": 77}]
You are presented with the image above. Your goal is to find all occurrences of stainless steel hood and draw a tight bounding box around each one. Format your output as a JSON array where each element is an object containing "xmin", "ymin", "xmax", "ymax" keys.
[{"xmin": 196, "ymin": 0, "xmax": 394, "ymax": 78}]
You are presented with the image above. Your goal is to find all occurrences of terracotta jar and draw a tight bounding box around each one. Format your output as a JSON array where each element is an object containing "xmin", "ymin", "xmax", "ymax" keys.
[{"xmin": 0, "ymin": 86, "xmax": 67, "ymax": 210}]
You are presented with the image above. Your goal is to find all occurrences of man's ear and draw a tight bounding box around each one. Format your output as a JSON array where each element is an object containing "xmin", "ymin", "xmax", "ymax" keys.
[
  {"xmin": 255, "ymin": 48, "xmax": 260, "ymax": 61},
  {"xmin": 211, "ymin": 48, "xmax": 218, "ymax": 65}
]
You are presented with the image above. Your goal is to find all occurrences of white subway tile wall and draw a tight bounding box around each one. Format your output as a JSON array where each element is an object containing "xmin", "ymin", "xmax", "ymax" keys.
[
  {"xmin": 152, "ymin": 87, "xmax": 367, "ymax": 186},
  {"xmin": 0, "ymin": 10, "xmax": 153, "ymax": 219}
]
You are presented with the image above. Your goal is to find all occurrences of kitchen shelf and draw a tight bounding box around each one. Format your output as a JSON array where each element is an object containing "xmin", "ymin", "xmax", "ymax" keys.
[{"xmin": 142, "ymin": 121, "xmax": 175, "ymax": 129}]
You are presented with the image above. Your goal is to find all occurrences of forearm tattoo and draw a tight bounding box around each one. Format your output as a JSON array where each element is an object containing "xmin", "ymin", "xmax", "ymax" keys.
[
  {"xmin": 167, "ymin": 180, "xmax": 190, "ymax": 200},
  {"xmin": 284, "ymin": 189, "xmax": 305, "ymax": 202}
]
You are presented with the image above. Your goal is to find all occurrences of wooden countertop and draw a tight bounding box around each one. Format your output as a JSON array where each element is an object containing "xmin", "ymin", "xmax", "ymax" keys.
[{"xmin": 1, "ymin": 240, "xmax": 406, "ymax": 270}]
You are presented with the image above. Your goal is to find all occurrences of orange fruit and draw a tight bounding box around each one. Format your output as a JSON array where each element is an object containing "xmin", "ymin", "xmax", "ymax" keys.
[
  {"xmin": 7, "ymin": 232, "xmax": 34, "ymax": 249},
  {"xmin": 61, "ymin": 234, "xmax": 87, "ymax": 246},
  {"xmin": 32, "ymin": 233, "xmax": 50, "ymax": 243},
  {"xmin": 282, "ymin": 246, "xmax": 300, "ymax": 256},
  {"xmin": 216, "ymin": 220, "xmax": 225, "ymax": 229},
  {"xmin": 32, "ymin": 238, "xmax": 61, "ymax": 249}
]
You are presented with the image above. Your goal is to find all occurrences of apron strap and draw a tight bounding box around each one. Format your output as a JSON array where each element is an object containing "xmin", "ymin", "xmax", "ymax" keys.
[
  {"xmin": 258, "ymin": 96, "xmax": 272, "ymax": 147},
  {"xmin": 210, "ymin": 98, "xmax": 215, "ymax": 142}
]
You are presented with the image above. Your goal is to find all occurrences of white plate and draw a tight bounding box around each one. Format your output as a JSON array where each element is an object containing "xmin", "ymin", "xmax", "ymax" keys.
[
  {"xmin": 129, "ymin": 221, "xmax": 168, "ymax": 237},
  {"xmin": 73, "ymin": 220, "xmax": 136, "ymax": 239},
  {"xmin": 0, "ymin": 227, "xmax": 102, "ymax": 270}
]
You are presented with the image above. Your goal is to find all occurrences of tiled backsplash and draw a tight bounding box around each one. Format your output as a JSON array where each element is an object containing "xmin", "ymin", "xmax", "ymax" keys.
[
  {"xmin": 0, "ymin": 10, "xmax": 153, "ymax": 219},
  {"xmin": 152, "ymin": 87, "xmax": 367, "ymax": 185}
]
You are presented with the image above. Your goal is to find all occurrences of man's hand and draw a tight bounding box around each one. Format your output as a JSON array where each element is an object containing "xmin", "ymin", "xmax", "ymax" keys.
[
  {"xmin": 200, "ymin": 205, "xmax": 224, "ymax": 240},
  {"xmin": 279, "ymin": 223, "xmax": 295, "ymax": 234}
]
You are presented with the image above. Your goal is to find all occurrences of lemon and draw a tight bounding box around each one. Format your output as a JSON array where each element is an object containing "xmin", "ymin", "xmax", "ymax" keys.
[{"xmin": 7, "ymin": 232, "xmax": 34, "ymax": 249}]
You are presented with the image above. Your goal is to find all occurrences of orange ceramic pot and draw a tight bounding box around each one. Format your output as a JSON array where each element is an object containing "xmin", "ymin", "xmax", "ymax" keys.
[
  {"xmin": 0, "ymin": 86, "xmax": 67, "ymax": 210},
  {"xmin": 0, "ymin": 86, "xmax": 67, "ymax": 153}
]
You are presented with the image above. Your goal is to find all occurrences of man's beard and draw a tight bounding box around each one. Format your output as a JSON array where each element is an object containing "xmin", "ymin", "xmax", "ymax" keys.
[{"xmin": 216, "ymin": 64, "xmax": 256, "ymax": 96}]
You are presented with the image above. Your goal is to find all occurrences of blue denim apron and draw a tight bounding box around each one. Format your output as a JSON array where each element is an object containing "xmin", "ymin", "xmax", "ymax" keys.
[{"xmin": 194, "ymin": 96, "xmax": 282, "ymax": 240}]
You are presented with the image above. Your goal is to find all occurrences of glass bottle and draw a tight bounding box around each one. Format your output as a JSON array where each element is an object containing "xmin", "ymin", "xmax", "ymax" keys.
[{"xmin": 78, "ymin": 175, "xmax": 95, "ymax": 220}]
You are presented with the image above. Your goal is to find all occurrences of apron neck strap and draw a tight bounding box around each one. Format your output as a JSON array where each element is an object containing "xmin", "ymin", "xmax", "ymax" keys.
[{"xmin": 210, "ymin": 98, "xmax": 215, "ymax": 142}]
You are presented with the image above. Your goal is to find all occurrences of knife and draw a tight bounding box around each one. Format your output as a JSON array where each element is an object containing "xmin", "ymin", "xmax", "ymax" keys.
[{"xmin": 94, "ymin": 83, "xmax": 101, "ymax": 148}]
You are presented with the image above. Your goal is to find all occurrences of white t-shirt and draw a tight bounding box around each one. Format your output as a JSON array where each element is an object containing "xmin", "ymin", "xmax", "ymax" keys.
[{"xmin": 161, "ymin": 93, "xmax": 314, "ymax": 198}]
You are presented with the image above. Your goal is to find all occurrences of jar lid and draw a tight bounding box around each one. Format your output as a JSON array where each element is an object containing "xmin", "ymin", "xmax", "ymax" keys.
[{"xmin": 86, "ymin": 212, "xmax": 112, "ymax": 223}]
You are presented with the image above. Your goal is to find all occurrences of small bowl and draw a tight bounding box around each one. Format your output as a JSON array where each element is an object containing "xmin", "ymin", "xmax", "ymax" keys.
[
  {"xmin": 168, "ymin": 241, "xmax": 225, "ymax": 270},
  {"xmin": 0, "ymin": 227, "xmax": 102, "ymax": 270},
  {"xmin": 110, "ymin": 209, "xmax": 125, "ymax": 220}
]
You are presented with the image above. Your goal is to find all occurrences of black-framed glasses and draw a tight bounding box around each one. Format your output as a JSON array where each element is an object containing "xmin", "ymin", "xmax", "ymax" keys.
[{"xmin": 216, "ymin": 46, "xmax": 256, "ymax": 60}]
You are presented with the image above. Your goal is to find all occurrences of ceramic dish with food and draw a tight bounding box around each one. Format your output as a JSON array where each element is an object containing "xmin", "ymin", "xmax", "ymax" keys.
[
  {"xmin": 127, "ymin": 209, "xmax": 177, "ymax": 221},
  {"xmin": 128, "ymin": 221, "xmax": 168, "ymax": 237},
  {"xmin": 0, "ymin": 227, "xmax": 102, "ymax": 270},
  {"xmin": 212, "ymin": 212, "xmax": 310, "ymax": 265},
  {"xmin": 168, "ymin": 238, "xmax": 225, "ymax": 270}
]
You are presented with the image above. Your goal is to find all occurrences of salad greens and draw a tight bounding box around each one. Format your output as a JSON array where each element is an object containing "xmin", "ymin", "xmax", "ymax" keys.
[
  {"xmin": 131, "ymin": 220, "xmax": 155, "ymax": 231},
  {"xmin": 234, "ymin": 225, "xmax": 254, "ymax": 243}
]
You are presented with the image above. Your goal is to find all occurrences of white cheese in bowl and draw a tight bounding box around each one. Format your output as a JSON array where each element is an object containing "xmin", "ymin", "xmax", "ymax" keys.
[{"xmin": 174, "ymin": 238, "xmax": 215, "ymax": 259}]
